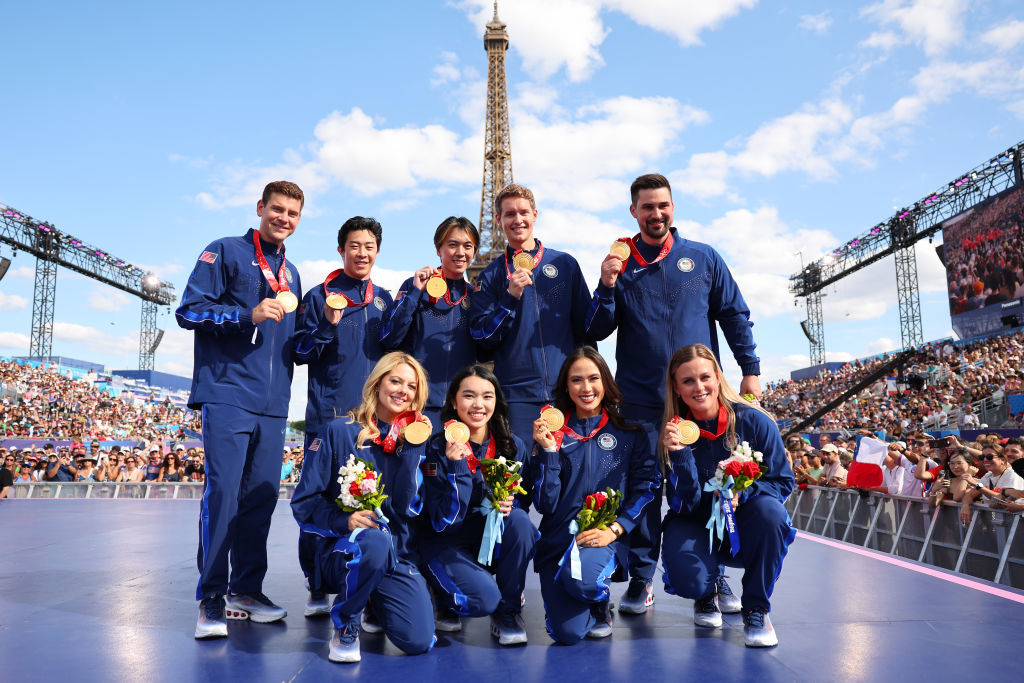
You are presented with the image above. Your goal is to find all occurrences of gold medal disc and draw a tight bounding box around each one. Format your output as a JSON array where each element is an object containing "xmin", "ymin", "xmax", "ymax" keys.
[
  {"xmin": 444, "ymin": 421, "xmax": 471, "ymax": 444},
  {"xmin": 403, "ymin": 420, "xmax": 431, "ymax": 445},
  {"xmin": 325, "ymin": 294, "xmax": 348, "ymax": 310},
  {"xmin": 275, "ymin": 290, "xmax": 298, "ymax": 313},
  {"xmin": 540, "ymin": 407, "xmax": 565, "ymax": 432},
  {"xmin": 426, "ymin": 276, "xmax": 448, "ymax": 298},
  {"xmin": 675, "ymin": 419, "xmax": 700, "ymax": 445},
  {"xmin": 609, "ymin": 241, "xmax": 631, "ymax": 260},
  {"xmin": 513, "ymin": 252, "xmax": 535, "ymax": 271}
]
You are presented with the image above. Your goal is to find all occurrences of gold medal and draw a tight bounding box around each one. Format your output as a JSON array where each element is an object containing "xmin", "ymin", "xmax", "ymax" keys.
[
  {"xmin": 325, "ymin": 294, "xmax": 348, "ymax": 310},
  {"xmin": 444, "ymin": 421, "xmax": 471, "ymax": 444},
  {"xmin": 426, "ymin": 276, "xmax": 448, "ymax": 298},
  {"xmin": 540, "ymin": 407, "xmax": 564, "ymax": 432},
  {"xmin": 609, "ymin": 241, "xmax": 631, "ymax": 260},
  {"xmin": 675, "ymin": 419, "xmax": 699, "ymax": 445},
  {"xmin": 403, "ymin": 420, "xmax": 431, "ymax": 445},
  {"xmin": 513, "ymin": 252, "xmax": 535, "ymax": 271},
  {"xmin": 275, "ymin": 290, "xmax": 298, "ymax": 313}
]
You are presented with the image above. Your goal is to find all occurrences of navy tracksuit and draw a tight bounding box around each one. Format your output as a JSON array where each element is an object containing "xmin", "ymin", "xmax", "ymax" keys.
[
  {"xmin": 662, "ymin": 403, "xmax": 795, "ymax": 612},
  {"xmin": 419, "ymin": 433, "xmax": 537, "ymax": 617},
  {"xmin": 291, "ymin": 418, "xmax": 434, "ymax": 654},
  {"xmin": 585, "ymin": 229, "xmax": 761, "ymax": 583},
  {"xmin": 294, "ymin": 272, "xmax": 393, "ymax": 446},
  {"xmin": 531, "ymin": 415, "xmax": 660, "ymax": 644},
  {"xmin": 469, "ymin": 242, "xmax": 593, "ymax": 443},
  {"xmin": 379, "ymin": 277, "xmax": 477, "ymax": 426},
  {"xmin": 175, "ymin": 228, "xmax": 301, "ymax": 600}
]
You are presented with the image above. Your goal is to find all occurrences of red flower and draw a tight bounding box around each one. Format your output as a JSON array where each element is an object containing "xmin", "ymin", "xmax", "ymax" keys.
[
  {"xmin": 592, "ymin": 492, "xmax": 607, "ymax": 509},
  {"xmin": 349, "ymin": 481, "xmax": 361, "ymax": 496},
  {"xmin": 741, "ymin": 461, "xmax": 760, "ymax": 479},
  {"xmin": 364, "ymin": 471, "xmax": 375, "ymax": 480},
  {"xmin": 724, "ymin": 461, "xmax": 742, "ymax": 477}
]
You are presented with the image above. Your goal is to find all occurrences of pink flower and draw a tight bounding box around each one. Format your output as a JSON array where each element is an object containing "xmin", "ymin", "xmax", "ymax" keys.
[{"xmin": 359, "ymin": 479, "xmax": 377, "ymax": 496}]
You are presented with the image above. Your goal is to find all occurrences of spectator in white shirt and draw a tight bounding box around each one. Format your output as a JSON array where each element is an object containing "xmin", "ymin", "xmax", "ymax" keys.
[{"xmin": 959, "ymin": 444, "xmax": 1024, "ymax": 524}]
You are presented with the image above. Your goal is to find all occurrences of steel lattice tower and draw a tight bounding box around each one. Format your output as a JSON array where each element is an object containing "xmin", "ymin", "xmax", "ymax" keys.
[
  {"xmin": 29, "ymin": 229, "xmax": 59, "ymax": 360},
  {"xmin": 468, "ymin": 1, "xmax": 513, "ymax": 283}
]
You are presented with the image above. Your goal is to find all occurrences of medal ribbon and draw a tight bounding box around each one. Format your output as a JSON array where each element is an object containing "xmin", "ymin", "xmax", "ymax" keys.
[
  {"xmin": 623, "ymin": 232, "xmax": 673, "ymax": 268},
  {"xmin": 323, "ymin": 269, "xmax": 374, "ymax": 308},
  {"xmin": 373, "ymin": 410, "xmax": 421, "ymax": 453},
  {"xmin": 503, "ymin": 241, "xmax": 545, "ymax": 278},
  {"xmin": 686, "ymin": 405, "xmax": 729, "ymax": 441},
  {"xmin": 544, "ymin": 405, "xmax": 608, "ymax": 448},
  {"xmin": 252, "ymin": 231, "xmax": 290, "ymax": 293},
  {"xmin": 443, "ymin": 419, "xmax": 494, "ymax": 474},
  {"xmin": 428, "ymin": 268, "xmax": 469, "ymax": 306}
]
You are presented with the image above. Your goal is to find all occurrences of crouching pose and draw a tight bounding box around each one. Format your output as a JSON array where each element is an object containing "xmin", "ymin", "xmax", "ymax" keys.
[
  {"xmin": 291, "ymin": 352, "xmax": 435, "ymax": 663},
  {"xmin": 420, "ymin": 364, "xmax": 538, "ymax": 645},
  {"xmin": 659, "ymin": 344, "xmax": 794, "ymax": 647},
  {"xmin": 532, "ymin": 347, "xmax": 660, "ymax": 644}
]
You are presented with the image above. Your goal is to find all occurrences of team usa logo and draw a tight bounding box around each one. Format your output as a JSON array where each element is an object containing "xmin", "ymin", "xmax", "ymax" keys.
[
  {"xmin": 199, "ymin": 251, "xmax": 218, "ymax": 264},
  {"xmin": 285, "ymin": 268, "xmax": 293, "ymax": 283},
  {"xmin": 542, "ymin": 264, "xmax": 558, "ymax": 278},
  {"xmin": 461, "ymin": 297, "xmax": 471, "ymax": 310},
  {"xmin": 597, "ymin": 433, "xmax": 617, "ymax": 450},
  {"xmin": 374, "ymin": 297, "xmax": 387, "ymax": 311},
  {"xmin": 309, "ymin": 438, "xmax": 321, "ymax": 452},
  {"xmin": 421, "ymin": 462, "xmax": 438, "ymax": 477},
  {"xmin": 677, "ymin": 257, "xmax": 694, "ymax": 272}
]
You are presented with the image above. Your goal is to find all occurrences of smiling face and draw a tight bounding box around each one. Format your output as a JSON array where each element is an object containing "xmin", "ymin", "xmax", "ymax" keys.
[
  {"xmin": 375, "ymin": 363, "xmax": 418, "ymax": 423},
  {"xmin": 497, "ymin": 196, "xmax": 538, "ymax": 251},
  {"xmin": 672, "ymin": 357, "xmax": 721, "ymax": 419},
  {"xmin": 630, "ymin": 187, "xmax": 674, "ymax": 245},
  {"xmin": 256, "ymin": 192, "xmax": 302, "ymax": 245},
  {"xmin": 566, "ymin": 358, "xmax": 605, "ymax": 418},
  {"xmin": 437, "ymin": 227, "xmax": 476, "ymax": 279},
  {"xmin": 454, "ymin": 375, "xmax": 496, "ymax": 441},
  {"xmin": 340, "ymin": 229, "xmax": 379, "ymax": 280}
]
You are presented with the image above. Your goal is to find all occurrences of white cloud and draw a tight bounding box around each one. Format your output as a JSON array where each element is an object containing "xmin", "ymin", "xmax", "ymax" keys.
[
  {"xmin": 89, "ymin": 288, "xmax": 132, "ymax": 313},
  {"xmin": 861, "ymin": 0, "xmax": 968, "ymax": 56},
  {"xmin": 6, "ymin": 266, "xmax": 35, "ymax": 278},
  {"xmin": 867, "ymin": 336, "xmax": 898, "ymax": 353},
  {"xmin": 0, "ymin": 331, "xmax": 30, "ymax": 351},
  {"xmin": 52, "ymin": 322, "xmax": 138, "ymax": 357},
  {"xmin": 0, "ymin": 291, "xmax": 28, "ymax": 311},
  {"xmin": 431, "ymin": 52, "xmax": 463, "ymax": 86},
  {"xmin": 604, "ymin": 0, "xmax": 759, "ymax": 47},
  {"xmin": 799, "ymin": 12, "xmax": 833, "ymax": 33},
  {"xmin": 981, "ymin": 19, "xmax": 1024, "ymax": 51}
]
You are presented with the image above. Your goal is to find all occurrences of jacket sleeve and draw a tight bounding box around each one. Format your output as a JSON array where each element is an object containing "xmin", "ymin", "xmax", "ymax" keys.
[
  {"xmin": 290, "ymin": 426, "xmax": 351, "ymax": 535},
  {"xmin": 293, "ymin": 287, "xmax": 336, "ymax": 365},
  {"xmin": 423, "ymin": 436, "xmax": 474, "ymax": 532},
  {"xmin": 709, "ymin": 251, "xmax": 760, "ymax": 376},
  {"xmin": 666, "ymin": 446, "xmax": 702, "ymax": 515},
  {"xmin": 736, "ymin": 411, "xmax": 795, "ymax": 504},
  {"xmin": 531, "ymin": 444, "xmax": 564, "ymax": 515},
  {"xmin": 378, "ymin": 278, "xmax": 420, "ymax": 349},
  {"xmin": 389, "ymin": 441, "xmax": 426, "ymax": 519},
  {"xmin": 584, "ymin": 281, "xmax": 618, "ymax": 342},
  {"xmin": 616, "ymin": 426, "xmax": 660, "ymax": 534},
  {"xmin": 175, "ymin": 241, "xmax": 255, "ymax": 334},
  {"xmin": 469, "ymin": 263, "xmax": 521, "ymax": 349}
]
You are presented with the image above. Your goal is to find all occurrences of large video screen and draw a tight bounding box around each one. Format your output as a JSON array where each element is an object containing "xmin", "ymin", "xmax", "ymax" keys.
[{"xmin": 943, "ymin": 183, "xmax": 1024, "ymax": 339}]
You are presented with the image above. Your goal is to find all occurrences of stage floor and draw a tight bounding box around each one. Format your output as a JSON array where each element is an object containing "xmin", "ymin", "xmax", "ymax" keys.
[{"xmin": 1, "ymin": 499, "xmax": 1020, "ymax": 681}]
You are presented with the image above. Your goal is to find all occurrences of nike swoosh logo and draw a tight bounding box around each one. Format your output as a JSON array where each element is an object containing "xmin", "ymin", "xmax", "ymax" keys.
[
  {"xmin": 252, "ymin": 260, "xmax": 259, "ymax": 267},
  {"xmin": 632, "ymin": 267, "xmax": 646, "ymax": 275}
]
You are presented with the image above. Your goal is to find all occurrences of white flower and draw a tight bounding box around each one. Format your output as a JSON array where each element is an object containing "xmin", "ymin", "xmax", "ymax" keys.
[{"xmin": 496, "ymin": 456, "xmax": 507, "ymax": 465}]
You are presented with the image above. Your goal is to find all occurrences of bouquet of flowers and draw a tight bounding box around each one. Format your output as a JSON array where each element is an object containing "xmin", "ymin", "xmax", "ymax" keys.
[
  {"xmin": 576, "ymin": 488, "xmax": 622, "ymax": 531},
  {"xmin": 335, "ymin": 454, "xmax": 388, "ymax": 522},
  {"xmin": 713, "ymin": 441, "xmax": 764, "ymax": 492},
  {"xmin": 476, "ymin": 456, "xmax": 527, "ymax": 565},
  {"xmin": 704, "ymin": 441, "xmax": 765, "ymax": 555}
]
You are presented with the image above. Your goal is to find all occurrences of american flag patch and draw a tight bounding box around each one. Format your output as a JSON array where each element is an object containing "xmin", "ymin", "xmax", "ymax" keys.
[
  {"xmin": 422, "ymin": 462, "xmax": 437, "ymax": 477},
  {"xmin": 309, "ymin": 438, "xmax": 321, "ymax": 452},
  {"xmin": 199, "ymin": 251, "xmax": 218, "ymax": 264}
]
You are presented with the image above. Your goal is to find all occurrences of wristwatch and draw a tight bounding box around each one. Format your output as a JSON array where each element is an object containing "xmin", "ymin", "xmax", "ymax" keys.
[
  {"xmin": 610, "ymin": 522, "xmax": 624, "ymax": 538},
  {"xmin": 974, "ymin": 483, "xmax": 984, "ymax": 491}
]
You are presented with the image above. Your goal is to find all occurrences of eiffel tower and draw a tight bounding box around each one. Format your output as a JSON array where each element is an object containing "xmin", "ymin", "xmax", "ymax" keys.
[{"xmin": 468, "ymin": 1, "xmax": 512, "ymax": 283}]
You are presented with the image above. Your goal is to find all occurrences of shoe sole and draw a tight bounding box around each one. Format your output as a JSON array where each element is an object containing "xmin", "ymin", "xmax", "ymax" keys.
[
  {"xmin": 694, "ymin": 615, "xmax": 723, "ymax": 628},
  {"xmin": 225, "ymin": 607, "xmax": 287, "ymax": 623},
  {"xmin": 585, "ymin": 626, "xmax": 613, "ymax": 639},
  {"xmin": 194, "ymin": 625, "xmax": 228, "ymax": 639},
  {"xmin": 328, "ymin": 650, "xmax": 361, "ymax": 663},
  {"xmin": 434, "ymin": 621, "xmax": 462, "ymax": 633},
  {"xmin": 304, "ymin": 606, "xmax": 330, "ymax": 617},
  {"xmin": 490, "ymin": 625, "xmax": 527, "ymax": 646},
  {"xmin": 745, "ymin": 636, "xmax": 779, "ymax": 647}
]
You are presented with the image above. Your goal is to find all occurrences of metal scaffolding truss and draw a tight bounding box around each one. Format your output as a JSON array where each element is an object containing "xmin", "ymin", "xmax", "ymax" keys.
[{"xmin": 0, "ymin": 202, "xmax": 176, "ymax": 366}]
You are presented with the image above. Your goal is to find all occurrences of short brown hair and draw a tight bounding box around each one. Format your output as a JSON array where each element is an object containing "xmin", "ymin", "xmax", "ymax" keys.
[
  {"xmin": 433, "ymin": 216, "xmax": 480, "ymax": 251},
  {"xmin": 630, "ymin": 173, "xmax": 672, "ymax": 205},
  {"xmin": 494, "ymin": 183, "xmax": 536, "ymax": 214},
  {"xmin": 262, "ymin": 180, "xmax": 304, "ymax": 209}
]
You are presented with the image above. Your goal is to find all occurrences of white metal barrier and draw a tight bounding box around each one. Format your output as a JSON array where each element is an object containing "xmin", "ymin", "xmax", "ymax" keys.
[
  {"xmin": 8, "ymin": 482, "xmax": 298, "ymax": 500},
  {"xmin": 785, "ymin": 486, "xmax": 1024, "ymax": 590}
]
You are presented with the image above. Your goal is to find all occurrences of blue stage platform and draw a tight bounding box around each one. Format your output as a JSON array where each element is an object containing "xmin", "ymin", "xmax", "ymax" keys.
[{"xmin": 1, "ymin": 499, "xmax": 1020, "ymax": 681}]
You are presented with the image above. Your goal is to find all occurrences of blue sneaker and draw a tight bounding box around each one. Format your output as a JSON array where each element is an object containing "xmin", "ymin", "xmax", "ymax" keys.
[
  {"xmin": 225, "ymin": 592, "xmax": 287, "ymax": 623},
  {"xmin": 195, "ymin": 595, "xmax": 227, "ymax": 639},
  {"xmin": 716, "ymin": 576, "xmax": 741, "ymax": 614},
  {"xmin": 304, "ymin": 590, "xmax": 330, "ymax": 617},
  {"xmin": 490, "ymin": 609, "xmax": 527, "ymax": 645},
  {"xmin": 586, "ymin": 602, "xmax": 613, "ymax": 639},
  {"xmin": 617, "ymin": 578, "xmax": 654, "ymax": 614},
  {"xmin": 693, "ymin": 594, "xmax": 722, "ymax": 628},
  {"xmin": 329, "ymin": 620, "xmax": 361, "ymax": 663},
  {"xmin": 742, "ymin": 608, "xmax": 778, "ymax": 647}
]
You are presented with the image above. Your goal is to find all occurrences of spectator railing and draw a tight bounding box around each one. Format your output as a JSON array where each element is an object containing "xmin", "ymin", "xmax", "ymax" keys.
[
  {"xmin": 9, "ymin": 482, "xmax": 299, "ymax": 500},
  {"xmin": 786, "ymin": 486, "xmax": 1024, "ymax": 590}
]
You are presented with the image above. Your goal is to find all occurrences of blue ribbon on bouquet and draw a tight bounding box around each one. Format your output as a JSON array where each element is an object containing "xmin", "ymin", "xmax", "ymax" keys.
[
  {"xmin": 348, "ymin": 506, "xmax": 391, "ymax": 543},
  {"xmin": 476, "ymin": 503, "xmax": 505, "ymax": 566},
  {"xmin": 704, "ymin": 475, "xmax": 741, "ymax": 556},
  {"xmin": 555, "ymin": 520, "xmax": 584, "ymax": 581}
]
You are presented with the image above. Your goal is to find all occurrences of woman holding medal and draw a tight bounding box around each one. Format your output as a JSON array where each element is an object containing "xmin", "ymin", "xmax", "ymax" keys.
[
  {"xmin": 380, "ymin": 217, "xmax": 481, "ymax": 427},
  {"xmin": 659, "ymin": 344, "xmax": 794, "ymax": 647},
  {"xmin": 419, "ymin": 364, "xmax": 537, "ymax": 646},
  {"xmin": 291, "ymin": 351, "xmax": 435, "ymax": 663},
  {"xmin": 531, "ymin": 347, "xmax": 660, "ymax": 645}
]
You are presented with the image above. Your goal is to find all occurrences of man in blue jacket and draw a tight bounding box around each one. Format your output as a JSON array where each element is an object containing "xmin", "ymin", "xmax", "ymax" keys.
[
  {"xmin": 585, "ymin": 173, "xmax": 761, "ymax": 614},
  {"xmin": 469, "ymin": 184, "xmax": 592, "ymax": 443},
  {"xmin": 176, "ymin": 180, "xmax": 304, "ymax": 639}
]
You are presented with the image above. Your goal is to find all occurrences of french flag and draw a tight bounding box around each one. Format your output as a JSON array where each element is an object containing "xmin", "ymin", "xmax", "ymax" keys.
[{"xmin": 847, "ymin": 436, "xmax": 888, "ymax": 489}]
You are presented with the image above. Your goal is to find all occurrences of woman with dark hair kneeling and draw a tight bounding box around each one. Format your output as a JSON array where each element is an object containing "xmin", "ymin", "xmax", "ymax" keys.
[
  {"xmin": 291, "ymin": 351, "xmax": 436, "ymax": 663},
  {"xmin": 532, "ymin": 347, "xmax": 660, "ymax": 644},
  {"xmin": 659, "ymin": 344, "xmax": 794, "ymax": 647},
  {"xmin": 420, "ymin": 364, "xmax": 537, "ymax": 645}
]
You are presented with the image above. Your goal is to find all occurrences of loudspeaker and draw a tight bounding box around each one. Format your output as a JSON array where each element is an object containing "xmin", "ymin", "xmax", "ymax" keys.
[{"xmin": 800, "ymin": 321, "xmax": 818, "ymax": 345}]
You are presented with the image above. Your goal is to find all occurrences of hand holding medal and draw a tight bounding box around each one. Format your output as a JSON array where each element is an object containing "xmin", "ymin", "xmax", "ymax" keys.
[
  {"xmin": 402, "ymin": 415, "xmax": 432, "ymax": 445},
  {"xmin": 601, "ymin": 240, "xmax": 631, "ymax": 287}
]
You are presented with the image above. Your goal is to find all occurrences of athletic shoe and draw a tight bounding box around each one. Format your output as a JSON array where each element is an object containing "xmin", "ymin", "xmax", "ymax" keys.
[
  {"xmin": 490, "ymin": 609, "xmax": 528, "ymax": 645},
  {"xmin": 742, "ymin": 608, "xmax": 778, "ymax": 647},
  {"xmin": 617, "ymin": 578, "xmax": 655, "ymax": 614},
  {"xmin": 693, "ymin": 595, "xmax": 722, "ymax": 628},
  {"xmin": 304, "ymin": 590, "xmax": 330, "ymax": 617},
  {"xmin": 224, "ymin": 592, "xmax": 287, "ymax": 623},
  {"xmin": 434, "ymin": 607, "xmax": 462, "ymax": 633},
  {"xmin": 716, "ymin": 575, "xmax": 741, "ymax": 614},
  {"xmin": 586, "ymin": 601, "xmax": 613, "ymax": 639},
  {"xmin": 195, "ymin": 595, "xmax": 228, "ymax": 639},
  {"xmin": 329, "ymin": 621, "xmax": 361, "ymax": 663},
  {"xmin": 360, "ymin": 605, "xmax": 383, "ymax": 634}
]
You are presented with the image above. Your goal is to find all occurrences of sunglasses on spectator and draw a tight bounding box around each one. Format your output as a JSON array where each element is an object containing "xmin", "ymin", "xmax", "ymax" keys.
[{"xmin": 981, "ymin": 454, "xmax": 1000, "ymax": 461}]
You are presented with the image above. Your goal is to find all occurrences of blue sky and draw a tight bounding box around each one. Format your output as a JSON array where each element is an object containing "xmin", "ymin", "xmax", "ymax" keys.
[{"xmin": 2, "ymin": 0, "xmax": 1023, "ymax": 420}]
